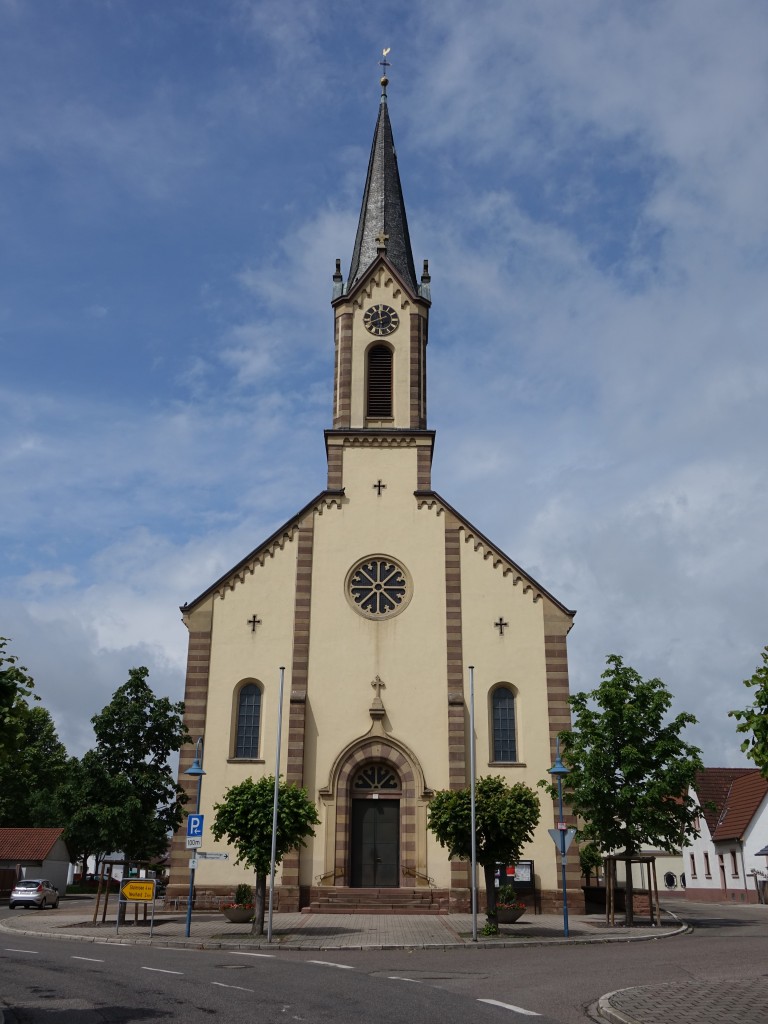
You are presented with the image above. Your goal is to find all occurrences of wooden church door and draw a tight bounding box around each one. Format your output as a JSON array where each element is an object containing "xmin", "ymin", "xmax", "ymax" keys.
[{"xmin": 350, "ymin": 799, "xmax": 400, "ymax": 887}]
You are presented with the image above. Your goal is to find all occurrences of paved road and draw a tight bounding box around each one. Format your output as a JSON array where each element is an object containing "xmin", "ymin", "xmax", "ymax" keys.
[
  {"xmin": 1, "ymin": 898, "xmax": 766, "ymax": 1023},
  {"xmin": 0, "ymin": 933, "xmax": 567, "ymax": 1024}
]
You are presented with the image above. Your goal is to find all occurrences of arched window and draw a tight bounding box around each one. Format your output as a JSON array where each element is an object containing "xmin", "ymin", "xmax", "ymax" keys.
[
  {"xmin": 367, "ymin": 344, "xmax": 393, "ymax": 417},
  {"xmin": 352, "ymin": 764, "xmax": 401, "ymax": 791},
  {"xmin": 492, "ymin": 686, "xmax": 517, "ymax": 762},
  {"xmin": 235, "ymin": 683, "xmax": 261, "ymax": 758}
]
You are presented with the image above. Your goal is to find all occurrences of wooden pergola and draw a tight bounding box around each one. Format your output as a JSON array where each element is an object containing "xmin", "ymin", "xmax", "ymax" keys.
[{"xmin": 603, "ymin": 853, "xmax": 661, "ymax": 927}]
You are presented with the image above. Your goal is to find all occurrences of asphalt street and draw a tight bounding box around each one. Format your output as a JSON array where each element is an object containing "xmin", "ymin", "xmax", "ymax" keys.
[{"xmin": 1, "ymin": 898, "xmax": 766, "ymax": 1023}]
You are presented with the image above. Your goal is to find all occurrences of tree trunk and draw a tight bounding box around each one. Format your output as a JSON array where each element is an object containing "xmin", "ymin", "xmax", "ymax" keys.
[
  {"xmin": 625, "ymin": 858, "xmax": 634, "ymax": 927},
  {"xmin": 251, "ymin": 872, "xmax": 267, "ymax": 936},
  {"xmin": 483, "ymin": 863, "xmax": 498, "ymax": 928}
]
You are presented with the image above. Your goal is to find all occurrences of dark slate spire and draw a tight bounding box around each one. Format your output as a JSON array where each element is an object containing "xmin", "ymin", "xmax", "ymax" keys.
[{"xmin": 347, "ymin": 76, "xmax": 418, "ymax": 295}]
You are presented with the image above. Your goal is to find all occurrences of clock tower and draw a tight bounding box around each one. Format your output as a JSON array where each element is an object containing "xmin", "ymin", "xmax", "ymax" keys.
[{"xmin": 326, "ymin": 72, "xmax": 433, "ymax": 496}]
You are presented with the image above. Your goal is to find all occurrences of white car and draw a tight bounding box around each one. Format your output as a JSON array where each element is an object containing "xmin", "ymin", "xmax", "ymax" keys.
[{"xmin": 9, "ymin": 878, "xmax": 60, "ymax": 909}]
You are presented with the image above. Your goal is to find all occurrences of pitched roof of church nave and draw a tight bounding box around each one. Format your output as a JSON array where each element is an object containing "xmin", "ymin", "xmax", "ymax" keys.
[{"xmin": 345, "ymin": 75, "xmax": 418, "ymax": 296}]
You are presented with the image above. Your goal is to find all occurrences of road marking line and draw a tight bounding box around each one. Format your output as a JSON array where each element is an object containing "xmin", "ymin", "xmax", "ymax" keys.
[
  {"xmin": 72, "ymin": 956, "xmax": 105, "ymax": 962},
  {"xmin": 211, "ymin": 982, "xmax": 254, "ymax": 992},
  {"xmin": 230, "ymin": 952, "xmax": 275, "ymax": 958},
  {"xmin": 307, "ymin": 960, "xmax": 354, "ymax": 969},
  {"xmin": 388, "ymin": 976, "xmax": 422, "ymax": 983},
  {"xmin": 478, "ymin": 999, "xmax": 541, "ymax": 1016},
  {"xmin": 4, "ymin": 948, "xmax": 39, "ymax": 954},
  {"xmin": 141, "ymin": 967, "xmax": 184, "ymax": 975}
]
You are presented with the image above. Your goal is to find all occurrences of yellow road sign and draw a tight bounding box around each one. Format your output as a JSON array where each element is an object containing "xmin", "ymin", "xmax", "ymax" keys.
[{"xmin": 121, "ymin": 880, "xmax": 156, "ymax": 901}]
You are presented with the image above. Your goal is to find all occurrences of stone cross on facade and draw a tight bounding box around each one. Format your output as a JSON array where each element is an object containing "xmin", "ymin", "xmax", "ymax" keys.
[{"xmin": 371, "ymin": 675, "xmax": 386, "ymax": 703}]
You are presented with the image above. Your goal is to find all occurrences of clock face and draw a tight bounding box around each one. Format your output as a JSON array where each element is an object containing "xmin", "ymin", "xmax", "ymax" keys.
[{"xmin": 363, "ymin": 304, "xmax": 399, "ymax": 336}]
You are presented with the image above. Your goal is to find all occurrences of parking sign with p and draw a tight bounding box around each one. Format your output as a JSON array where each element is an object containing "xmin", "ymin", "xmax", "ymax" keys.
[{"xmin": 186, "ymin": 813, "xmax": 204, "ymax": 849}]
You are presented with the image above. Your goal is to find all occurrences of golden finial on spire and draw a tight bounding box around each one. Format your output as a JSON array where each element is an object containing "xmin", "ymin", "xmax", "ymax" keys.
[{"xmin": 379, "ymin": 47, "xmax": 391, "ymax": 91}]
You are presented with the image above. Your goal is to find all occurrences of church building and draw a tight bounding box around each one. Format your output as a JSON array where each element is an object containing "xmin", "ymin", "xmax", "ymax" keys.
[{"xmin": 168, "ymin": 74, "xmax": 577, "ymax": 913}]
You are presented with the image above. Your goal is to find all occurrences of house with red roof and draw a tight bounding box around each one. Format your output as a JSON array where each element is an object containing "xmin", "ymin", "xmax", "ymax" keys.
[
  {"xmin": 685, "ymin": 769, "xmax": 768, "ymax": 903},
  {"xmin": 0, "ymin": 828, "xmax": 71, "ymax": 897}
]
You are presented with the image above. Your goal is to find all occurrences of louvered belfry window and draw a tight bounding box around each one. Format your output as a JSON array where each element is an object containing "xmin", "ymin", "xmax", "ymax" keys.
[{"xmin": 367, "ymin": 344, "xmax": 393, "ymax": 417}]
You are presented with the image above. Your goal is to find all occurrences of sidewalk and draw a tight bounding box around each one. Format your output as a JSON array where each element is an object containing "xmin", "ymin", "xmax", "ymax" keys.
[{"xmin": 1, "ymin": 903, "xmax": 683, "ymax": 951}]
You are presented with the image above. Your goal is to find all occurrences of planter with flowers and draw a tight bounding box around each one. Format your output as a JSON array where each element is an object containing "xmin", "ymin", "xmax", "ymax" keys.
[
  {"xmin": 220, "ymin": 884, "xmax": 254, "ymax": 924},
  {"xmin": 495, "ymin": 884, "xmax": 527, "ymax": 924}
]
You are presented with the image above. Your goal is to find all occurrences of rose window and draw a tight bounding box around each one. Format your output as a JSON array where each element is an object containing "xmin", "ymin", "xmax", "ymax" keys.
[{"xmin": 346, "ymin": 557, "xmax": 411, "ymax": 619}]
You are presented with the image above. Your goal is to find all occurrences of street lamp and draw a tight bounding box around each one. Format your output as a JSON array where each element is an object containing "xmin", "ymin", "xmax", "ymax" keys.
[
  {"xmin": 548, "ymin": 738, "xmax": 570, "ymax": 939},
  {"xmin": 184, "ymin": 737, "xmax": 205, "ymax": 939}
]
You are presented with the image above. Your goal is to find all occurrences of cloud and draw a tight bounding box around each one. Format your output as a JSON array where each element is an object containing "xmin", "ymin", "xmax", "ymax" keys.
[{"xmin": 1, "ymin": 0, "xmax": 765, "ymax": 773}]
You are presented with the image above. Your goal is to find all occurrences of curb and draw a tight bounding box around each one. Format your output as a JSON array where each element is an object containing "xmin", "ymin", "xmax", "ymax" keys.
[
  {"xmin": 595, "ymin": 989, "xmax": 642, "ymax": 1024},
  {"xmin": 0, "ymin": 917, "xmax": 689, "ymax": 953}
]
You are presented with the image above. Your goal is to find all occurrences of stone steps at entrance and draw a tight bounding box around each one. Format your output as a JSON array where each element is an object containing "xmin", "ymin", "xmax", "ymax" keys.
[{"xmin": 303, "ymin": 887, "xmax": 450, "ymax": 915}]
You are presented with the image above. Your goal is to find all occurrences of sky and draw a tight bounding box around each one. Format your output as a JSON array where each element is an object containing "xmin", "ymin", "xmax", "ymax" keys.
[{"xmin": 1, "ymin": 0, "xmax": 766, "ymax": 768}]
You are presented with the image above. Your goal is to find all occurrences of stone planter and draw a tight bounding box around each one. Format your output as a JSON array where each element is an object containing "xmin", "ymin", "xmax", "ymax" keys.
[
  {"xmin": 221, "ymin": 906, "xmax": 254, "ymax": 924},
  {"xmin": 496, "ymin": 907, "xmax": 526, "ymax": 924}
]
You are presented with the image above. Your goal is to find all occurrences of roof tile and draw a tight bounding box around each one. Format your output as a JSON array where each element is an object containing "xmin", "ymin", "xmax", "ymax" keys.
[
  {"xmin": 0, "ymin": 828, "xmax": 66, "ymax": 862},
  {"xmin": 712, "ymin": 773, "xmax": 768, "ymax": 842}
]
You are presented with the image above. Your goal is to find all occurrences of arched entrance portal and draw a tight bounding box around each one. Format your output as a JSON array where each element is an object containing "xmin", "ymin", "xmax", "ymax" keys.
[
  {"xmin": 319, "ymin": 736, "xmax": 433, "ymax": 889},
  {"xmin": 350, "ymin": 764, "xmax": 401, "ymax": 887}
]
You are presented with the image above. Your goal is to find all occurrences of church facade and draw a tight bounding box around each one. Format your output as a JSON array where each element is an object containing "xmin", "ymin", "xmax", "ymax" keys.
[{"xmin": 168, "ymin": 78, "xmax": 578, "ymax": 912}]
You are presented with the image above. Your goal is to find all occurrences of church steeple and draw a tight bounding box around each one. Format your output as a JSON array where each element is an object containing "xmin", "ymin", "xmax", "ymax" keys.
[
  {"xmin": 326, "ymin": 69, "xmax": 433, "ymax": 494},
  {"xmin": 346, "ymin": 74, "xmax": 418, "ymax": 296}
]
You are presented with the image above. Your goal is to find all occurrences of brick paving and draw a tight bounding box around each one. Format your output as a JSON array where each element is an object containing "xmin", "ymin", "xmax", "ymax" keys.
[
  {"xmin": 598, "ymin": 978, "xmax": 768, "ymax": 1024},
  {"xmin": 0, "ymin": 906, "xmax": 678, "ymax": 950}
]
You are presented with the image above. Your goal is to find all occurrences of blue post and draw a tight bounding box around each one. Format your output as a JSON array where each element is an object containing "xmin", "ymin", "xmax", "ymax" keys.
[
  {"xmin": 557, "ymin": 773, "xmax": 570, "ymax": 939},
  {"xmin": 184, "ymin": 738, "xmax": 205, "ymax": 939},
  {"xmin": 549, "ymin": 738, "xmax": 570, "ymax": 939}
]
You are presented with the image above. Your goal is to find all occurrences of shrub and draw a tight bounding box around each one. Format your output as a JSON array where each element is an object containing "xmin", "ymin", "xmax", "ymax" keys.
[{"xmin": 233, "ymin": 883, "xmax": 253, "ymax": 907}]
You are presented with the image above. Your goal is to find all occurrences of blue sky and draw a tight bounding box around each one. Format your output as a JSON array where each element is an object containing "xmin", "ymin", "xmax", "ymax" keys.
[{"xmin": 2, "ymin": 0, "xmax": 766, "ymax": 766}]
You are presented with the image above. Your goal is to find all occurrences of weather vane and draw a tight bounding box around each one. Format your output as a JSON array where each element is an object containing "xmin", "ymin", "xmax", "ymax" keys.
[{"xmin": 379, "ymin": 47, "xmax": 391, "ymax": 78}]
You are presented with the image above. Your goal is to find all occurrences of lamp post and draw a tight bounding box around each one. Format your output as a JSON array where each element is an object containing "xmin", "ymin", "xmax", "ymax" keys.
[
  {"xmin": 548, "ymin": 738, "xmax": 570, "ymax": 939},
  {"xmin": 468, "ymin": 665, "xmax": 478, "ymax": 943},
  {"xmin": 184, "ymin": 737, "xmax": 205, "ymax": 939},
  {"xmin": 267, "ymin": 666, "xmax": 285, "ymax": 944}
]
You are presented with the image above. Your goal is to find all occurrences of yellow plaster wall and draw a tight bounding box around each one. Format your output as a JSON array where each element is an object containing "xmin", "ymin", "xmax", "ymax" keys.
[
  {"xmin": 306, "ymin": 443, "xmax": 449, "ymax": 882},
  {"xmin": 191, "ymin": 537, "xmax": 299, "ymax": 889},
  {"xmin": 458, "ymin": 534, "xmax": 560, "ymax": 892}
]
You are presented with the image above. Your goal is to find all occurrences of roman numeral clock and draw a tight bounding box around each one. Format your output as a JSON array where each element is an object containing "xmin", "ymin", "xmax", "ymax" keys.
[{"xmin": 363, "ymin": 303, "xmax": 399, "ymax": 336}]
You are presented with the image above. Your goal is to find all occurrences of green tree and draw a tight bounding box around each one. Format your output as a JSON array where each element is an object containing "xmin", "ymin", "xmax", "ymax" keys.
[
  {"xmin": 0, "ymin": 705, "xmax": 69, "ymax": 827},
  {"xmin": 729, "ymin": 645, "xmax": 768, "ymax": 778},
  {"xmin": 211, "ymin": 775, "xmax": 320, "ymax": 935},
  {"xmin": 60, "ymin": 667, "xmax": 189, "ymax": 872},
  {"xmin": 578, "ymin": 843, "xmax": 604, "ymax": 885},
  {"xmin": 56, "ymin": 752, "xmax": 123, "ymax": 876},
  {"xmin": 427, "ymin": 776, "xmax": 540, "ymax": 933},
  {"xmin": 0, "ymin": 637, "xmax": 37, "ymax": 763},
  {"xmin": 91, "ymin": 666, "xmax": 189, "ymax": 861},
  {"xmin": 560, "ymin": 654, "xmax": 703, "ymax": 924}
]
